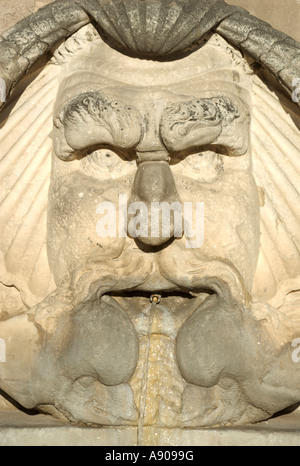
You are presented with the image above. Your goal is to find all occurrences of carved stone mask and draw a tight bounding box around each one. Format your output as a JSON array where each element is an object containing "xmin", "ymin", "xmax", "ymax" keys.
[
  {"xmin": 0, "ymin": 0, "xmax": 300, "ymax": 431},
  {"xmin": 48, "ymin": 37, "xmax": 257, "ymax": 300}
]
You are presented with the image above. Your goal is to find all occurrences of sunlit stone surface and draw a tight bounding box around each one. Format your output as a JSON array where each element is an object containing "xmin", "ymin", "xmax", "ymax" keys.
[{"xmin": 0, "ymin": 0, "xmax": 300, "ymax": 445}]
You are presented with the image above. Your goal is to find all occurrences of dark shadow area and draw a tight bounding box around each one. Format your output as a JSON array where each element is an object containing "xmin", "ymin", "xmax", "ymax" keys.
[
  {"xmin": 109, "ymin": 289, "xmax": 198, "ymax": 300},
  {"xmin": 134, "ymin": 236, "xmax": 175, "ymax": 253},
  {"xmin": 0, "ymin": 389, "xmax": 39, "ymax": 416},
  {"xmin": 270, "ymin": 402, "xmax": 300, "ymax": 419}
]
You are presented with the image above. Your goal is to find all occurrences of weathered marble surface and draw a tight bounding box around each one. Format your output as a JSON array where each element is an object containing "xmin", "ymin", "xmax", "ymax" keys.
[
  {"xmin": 1, "ymin": 0, "xmax": 299, "ymax": 41},
  {"xmin": 1, "ymin": 409, "xmax": 300, "ymax": 446},
  {"xmin": 0, "ymin": 0, "xmax": 300, "ymax": 434}
]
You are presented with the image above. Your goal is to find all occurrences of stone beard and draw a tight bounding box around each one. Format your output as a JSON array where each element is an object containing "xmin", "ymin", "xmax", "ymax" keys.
[{"xmin": 0, "ymin": 24, "xmax": 300, "ymax": 429}]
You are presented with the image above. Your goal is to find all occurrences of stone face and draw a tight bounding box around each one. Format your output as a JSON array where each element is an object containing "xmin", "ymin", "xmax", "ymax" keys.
[{"xmin": 0, "ymin": 0, "xmax": 300, "ymax": 434}]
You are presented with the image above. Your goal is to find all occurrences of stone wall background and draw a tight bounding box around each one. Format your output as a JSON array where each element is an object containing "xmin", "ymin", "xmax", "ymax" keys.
[
  {"xmin": 229, "ymin": 0, "xmax": 300, "ymax": 41},
  {"xmin": 0, "ymin": 0, "xmax": 53, "ymax": 34},
  {"xmin": 0, "ymin": 0, "xmax": 299, "ymax": 41}
]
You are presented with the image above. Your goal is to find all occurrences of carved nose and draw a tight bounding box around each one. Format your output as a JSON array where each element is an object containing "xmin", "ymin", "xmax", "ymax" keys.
[{"xmin": 128, "ymin": 159, "xmax": 182, "ymax": 246}]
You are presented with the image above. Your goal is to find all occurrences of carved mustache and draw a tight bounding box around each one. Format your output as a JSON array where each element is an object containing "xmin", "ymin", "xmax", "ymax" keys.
[
  {"xmin": 68, "ymin": 243, "xmax": 250, "ymax": 307},
  {"xmin": 158, "ymin": 246, "xmax": 250, "ymax": 305}
]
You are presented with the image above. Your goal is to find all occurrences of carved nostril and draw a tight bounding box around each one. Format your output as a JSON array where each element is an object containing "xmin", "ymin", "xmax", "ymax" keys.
[{"xmin": 128, "ymin": 160, "xmax": 182, "ymax": 246}]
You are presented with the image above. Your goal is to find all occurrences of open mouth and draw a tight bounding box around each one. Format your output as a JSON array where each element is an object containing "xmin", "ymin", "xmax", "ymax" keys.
[
  {"xmin": 69, "ymin": 245, "xmax": 250, "ymax": 311},
  {"xmin": 105, "ymin": 268, "xmax": 248, "ymax": 306},
  {"xmin": 108, "ymin": 289, "xmax": 214, "ymax": 300}
]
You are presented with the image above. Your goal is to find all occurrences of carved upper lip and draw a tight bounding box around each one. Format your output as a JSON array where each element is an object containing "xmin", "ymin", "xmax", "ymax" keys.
[
  {"xmin": 107, "ymin": 262, "xmax": 249, "ymax": 306},
  {"xmin": 70, "ymin": 249, "xmax": 250, "ymax": 308}
]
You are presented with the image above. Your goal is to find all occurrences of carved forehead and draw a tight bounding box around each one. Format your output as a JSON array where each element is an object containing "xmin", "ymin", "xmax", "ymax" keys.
[
  {"xmin": 53, "ymin": 31, "xmax": 252, "ymax": 161},
  {"xmin": 54, "ymin": 32, "xmax": 252, "ymax": 112}
]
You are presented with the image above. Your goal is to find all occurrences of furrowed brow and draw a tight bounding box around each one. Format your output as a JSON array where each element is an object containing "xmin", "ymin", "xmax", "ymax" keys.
[
  {"xmin": 160, "ymin": 96, "xmax": 247, "ymax": 155},
  {"xmin": 53, "ymin": 91, "xmax": 143, "ymax": 160}
]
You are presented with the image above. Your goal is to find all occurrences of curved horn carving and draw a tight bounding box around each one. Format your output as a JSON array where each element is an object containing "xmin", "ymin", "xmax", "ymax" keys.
[
  {"xmin": 0, "ymin": 0, "xmax": 299, "ymax": 109},
  {"xmin": 0, "ymin": 0, "xmax": 90, "ymax": 107},
  {"xmin": 216, "ymin": 9, "xmax": 300, "ymax": 104},
  {"xmin": 0, "ymin": 0, "xmax": 236, "ymax": 108}
]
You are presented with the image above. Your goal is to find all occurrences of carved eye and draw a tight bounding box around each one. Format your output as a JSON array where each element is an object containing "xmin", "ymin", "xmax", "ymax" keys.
[
  {"xmin": 80, "ymin": 148, "xmax": 136, "ymax": 178},
  {"xmin": 173, "ymin": 150, "xmax": 224, "ymax": 182}
]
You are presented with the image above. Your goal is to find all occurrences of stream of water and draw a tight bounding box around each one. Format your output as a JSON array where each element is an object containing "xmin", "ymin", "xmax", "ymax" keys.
[{"xmin": 137, "ymin": 295, "xmax": 160, "ymax": 446}]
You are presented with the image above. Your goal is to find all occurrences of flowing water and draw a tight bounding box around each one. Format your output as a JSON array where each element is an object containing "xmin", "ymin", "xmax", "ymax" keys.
[{"xmin": 137, "ymin": 295, "xmax": 160, "ymax": 446}]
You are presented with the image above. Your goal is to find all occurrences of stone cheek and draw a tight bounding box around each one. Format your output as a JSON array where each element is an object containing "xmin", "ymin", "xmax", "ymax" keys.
[{"xmin": 47, "ymin": 171, "xmax": 130, "ymax": 285}]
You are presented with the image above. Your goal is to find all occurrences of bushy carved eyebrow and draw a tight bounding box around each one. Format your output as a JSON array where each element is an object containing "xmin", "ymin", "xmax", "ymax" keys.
[
  {"xmin": 161, "ymin": 96, "xmax": 240, "ymax": 128},
  {"xmin": 54, "ymin": 91, "xmax": 143, "ymax": 159},
  {"xmin": 60, "ymin": 92, "xmax": 137, "ymax": 125},
  {"xmin": 160, "ymin": 96, "xmax": 241, "ymax": 152}
]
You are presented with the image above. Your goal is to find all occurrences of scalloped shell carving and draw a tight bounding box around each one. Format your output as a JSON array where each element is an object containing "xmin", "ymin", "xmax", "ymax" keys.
[{"xmin": 88, "ymin": 0, "xmax": 235, "ymax": 56}]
